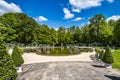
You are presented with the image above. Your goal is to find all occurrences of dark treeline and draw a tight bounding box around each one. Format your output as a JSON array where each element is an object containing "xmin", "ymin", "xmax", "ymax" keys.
[{"xmin": 0, "ymin": 13, "xmax": 120, "ymax": 46}]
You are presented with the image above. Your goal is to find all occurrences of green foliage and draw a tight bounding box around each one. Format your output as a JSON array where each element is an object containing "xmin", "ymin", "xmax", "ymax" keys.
[
  {"xmin": 0, "ymin": 12, "xmax": 118, "ymax": 46},
  {"xmin": 79, "ymin": 48, "xmax": 93, "ymax": 52},
  {"xmin": 113, "ymin": 19, "xmax": 120, "ymax": 45},
  {"xmin": 95, "ymin": 47, "xmax": 100, "ymax": 54},
  {"xmin": 36, "ymin": 48, "xmax": 80, "ymax": 56},
  {"xmin": 99, "ymin": 50, "xmax": 105, "ymax": 60},
  {"xmin": 103, "ymin": 46, "xmax": 114, "ymax": 64},
  {"xmin": 108, "ymin": 19, "xmax": 116, "ymax": 27},
  {"xmin": 12, "ymin": 46, "xmax": 24, "ymax": 67},
  {"xmin": 112, "ymin": 49, "xmax": 120, "ymax": 69},
  {"xmin": 89, "ymin": 14, "xmax": 106, "ymax": 44},
  {"xmin": 0, "ymin": 42, "xmax": 17, "ymax": 80}
]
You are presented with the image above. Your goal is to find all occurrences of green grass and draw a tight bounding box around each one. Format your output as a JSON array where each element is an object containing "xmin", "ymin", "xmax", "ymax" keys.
[{"xmin": 112, "ymin": 49, "xmax": 120, "ymax": 70}]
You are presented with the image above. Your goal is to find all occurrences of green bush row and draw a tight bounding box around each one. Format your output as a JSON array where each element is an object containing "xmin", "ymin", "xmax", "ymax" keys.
[
  {"xmin": 0, "ymin": 42, "xmax": 18, "ymax": 80},
  {"xmin": 95, "ymin": 46, "xmax": 114, "ymax": 64}
]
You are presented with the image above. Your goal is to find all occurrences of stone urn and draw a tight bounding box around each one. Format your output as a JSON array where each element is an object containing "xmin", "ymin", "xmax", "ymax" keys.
[{"xmin": 105, "ymin": 63, "xmax": 112, "ymax": 68}]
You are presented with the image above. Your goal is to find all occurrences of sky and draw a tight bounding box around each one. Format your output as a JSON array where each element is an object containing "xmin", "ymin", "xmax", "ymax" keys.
[{"xmin": 0, "ymin": 0, "xmax": 120, "ymax": 29}]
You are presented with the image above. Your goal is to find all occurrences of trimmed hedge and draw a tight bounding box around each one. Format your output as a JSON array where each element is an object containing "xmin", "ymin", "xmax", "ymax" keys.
[
  {"xmin": 0, "ymin": 42, "xmax": 17, "ymax": 80},
  {"xmin": 12, "ymin": 46, "xmax": 24, "ymax": 67},
  {"xmin": 103, "ymin": 46, "xmax": 114, "ymax": 64},
  {"xmin": 37, "ymin": 48, "xmax": 80, "ymax": 56},
  {"xmin": 99, "ymin": 50, "xmax": 104, "ymax": 60}
]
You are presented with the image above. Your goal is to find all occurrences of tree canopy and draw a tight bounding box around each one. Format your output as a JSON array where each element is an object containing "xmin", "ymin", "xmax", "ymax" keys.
[{"xmin": 0, "ymin": 12, "xmax": 119, "ymax": 46}]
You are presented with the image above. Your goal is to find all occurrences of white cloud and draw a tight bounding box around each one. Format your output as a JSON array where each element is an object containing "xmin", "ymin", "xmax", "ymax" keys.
[
  {"xmin": 0, "ymin": 0, "xmax": 22, "ymax": 15},
  {"xmin": 63, "ymin": 8, "xmax": 74, "ymax": 19},
  {"xmin": 107, "ymin": 15, "xmax": 120, "ymax": 22},
  {"xmin": 35, "ymin": 16, "xmax": 48, "ymax": 22},
  {"xmin": 107, "ymin": 0, "xmax": 114, "ymax": 3},
  {"xmin": 69, "ymin": 0, "xmax": 102, "ymax": 12},
  {"xmin": 73, "ymin": 17, "xmax": 82, "ymax": 21}
]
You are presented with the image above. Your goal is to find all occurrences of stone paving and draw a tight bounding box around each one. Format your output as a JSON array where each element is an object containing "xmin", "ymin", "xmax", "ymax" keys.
[{"xmin": 17, "ymin": 61, "xmax": 120, "ymax": 80}]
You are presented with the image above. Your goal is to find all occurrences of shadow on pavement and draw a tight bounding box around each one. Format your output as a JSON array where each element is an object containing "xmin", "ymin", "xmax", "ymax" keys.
[
  {"xmin": 92, "ymin": 65, "xmax": 105, "ymax": 68},
  {"xmin": 105, "ymin": 75, "xmax": 120, "ymax": 80}
]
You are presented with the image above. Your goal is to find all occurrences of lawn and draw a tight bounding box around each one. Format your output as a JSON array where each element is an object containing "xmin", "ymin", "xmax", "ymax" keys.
[{"xmin": 112, "ymin": 49, "xmax": 120, "ymax": 70}]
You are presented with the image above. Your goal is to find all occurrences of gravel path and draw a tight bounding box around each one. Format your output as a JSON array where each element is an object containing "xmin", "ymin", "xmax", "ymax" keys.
[
  {"xmin": 22, "ymin": 52, "xmax": 95, "ymax": 64},
  {"xmin": 17, "ymin": 62, "xmax": 120, "ymax": 80}
]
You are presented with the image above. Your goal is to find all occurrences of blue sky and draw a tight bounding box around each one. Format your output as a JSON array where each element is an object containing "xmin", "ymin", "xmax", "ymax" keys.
[{"xmin": 0, "ymin": 0, "xmax": 120, "ymax": 28}]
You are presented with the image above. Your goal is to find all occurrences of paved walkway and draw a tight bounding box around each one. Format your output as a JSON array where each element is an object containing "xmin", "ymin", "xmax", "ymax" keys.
[
  {"xmin": 17, "ymin": 62, "xmax": 120, "ymax": 80},
  {"xmin": 22, "ymin": 52, "xmax": 95, "ymax": 64},
  {"xmin": 17, "ymin": 52, "xmax": 120, "ymax": 80}
]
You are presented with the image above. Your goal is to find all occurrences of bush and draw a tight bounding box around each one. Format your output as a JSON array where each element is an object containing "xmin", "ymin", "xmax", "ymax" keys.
[
  {"xmin": 95, "ymin": 47, "xmax": 100, "ymax": 54},
  {"xmin": 99, "ymin": 50, "xmax": 105, "ymax": 60},
  {"xmin": 38, "ymin": 48, "xmax": 80, "ymax": 56},
  {"xmin": 12, "ymin": 46, "xmax": 24, "ymax": 67},
  {"xmin": 103, "ymin": 46, "xmax": 114, "ymax": 64},
  {"xmin": 0, "ymin": 42, "xmax": 17, "ymax": 80}
]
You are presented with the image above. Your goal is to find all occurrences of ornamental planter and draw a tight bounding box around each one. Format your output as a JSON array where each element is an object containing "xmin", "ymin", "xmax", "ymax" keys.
[{"xmin": 105, "ymin": 63, "xmax": 112, "ymax": 68}]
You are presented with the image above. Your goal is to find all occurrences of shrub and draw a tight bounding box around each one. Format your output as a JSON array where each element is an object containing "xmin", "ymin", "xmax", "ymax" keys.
[
  {"xmin": 99, "ymin": 50, "xmax": 105, "ymax": 60},
  {"xmin": 0, "ymin": 42, "xmax": 17, "ymax": 80},
  {"xmin": 103, "ymin": 46, "xmax": 114, "ymax": 64},
  {"xmin": 12, "ymin": 46, "xmax": 24, "ymax": 67},
  {"xmin": 79, "ymin": 48, "xmax": 93, "ymax": 52},
  {"xmin": 38, "ymin": 48, "xmax": 80, "ymax": 56},
  {"xmin": 95, "ymin": 47, "xmax": 100, "ymax": 54},
  {"xmin": 18, "ymin": 48, "xmax": 24, "ymax": 55}
]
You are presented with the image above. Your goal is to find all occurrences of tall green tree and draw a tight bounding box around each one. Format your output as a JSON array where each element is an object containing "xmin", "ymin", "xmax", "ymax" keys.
[
  {"xmin": 89, "ymin": 14, "xmax": 106, "ymax": 44},
  {"xmin": 1, "ymin": 13, "xmax": 39, "ymax": 44},
  {"xmin": 50, "ymin": 28, "xmax": 58, "ymax": 45},
  {"xmin": 66, "ymin": 28, "xmax": 74, "ymax": 44},
  {"xmin": 74, "ymin": 27, "xmax": 82, "ymax": 43},
  {"xmin": 113, "ymin": 19, "xmax": 120, "ymax": 46},
  {"xmin": 108, "ymin": 19, "xmax": 116, "ymax": 27},
  {"xmin": 57, "ymin": 27, "xmax": 67, "ymax": 45},
  {"xmin": 81, "ymin": 25, "xmax": 91, "ymax": 44}
]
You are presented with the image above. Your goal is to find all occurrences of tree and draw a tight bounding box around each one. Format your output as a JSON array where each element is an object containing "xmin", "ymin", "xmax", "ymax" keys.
[
  {"xmin": 103, "ymin": 46, "xmax": 114, "ymax": 64},
  {"xmin": 89, "ymin": 14, "xmax": 106, "ymax": 45},
  {"xmin": 50, "ymin": 28, "xmax": 58, "ymax": 45},
  {"xmin": 113, "ymin": 19, "xmax": 120, "ymax": 46},
  {"xmin": 57, "ymin": 27, "xmax": 67, "ymax": 45},
  {"xmin": 0, "ymin": 41, "xmax": 17, "ymax": 80},
  {"xmin": 0, "ymin": 22, "xmax": 7, "ymax": 42},
  {"xmin": 12, "ymin": 46, "xmax": 24, "ymax": 67},
  {"xmin": 81, "ymin": 25, "xmax": 92, "ymax": 44},
  {"xmin": 1, "ymin": 13, "xmax": 39, "ymax": 44},
  {"xmin": 74, "ymin": 27, "xmax": 82, "ymax": 43},
  {"xmin": 99, "ymin": 50, "xmax": 105, "ymax": 60},
  {"xmin": 64, "ymin": 27, "xmax": 74, "ymax": 44},
  {"xmin": 108, "ymin": 19, "xmax": 116, "ymax": 27}
]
